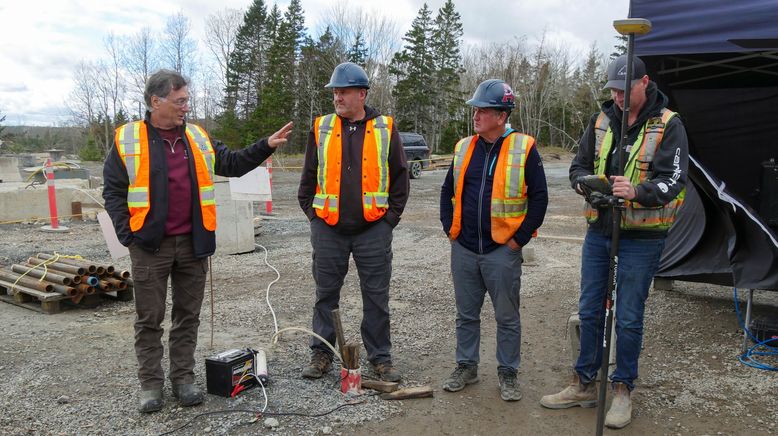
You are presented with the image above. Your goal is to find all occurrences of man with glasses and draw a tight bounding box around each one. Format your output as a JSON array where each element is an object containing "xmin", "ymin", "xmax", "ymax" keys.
[
  {"xmin": 439, "ymin": 79, "xmax": 548, "ymax": 402},
  {"xmin": 103, "ymin": 69, "xmax": 292, "ymax": 413}
]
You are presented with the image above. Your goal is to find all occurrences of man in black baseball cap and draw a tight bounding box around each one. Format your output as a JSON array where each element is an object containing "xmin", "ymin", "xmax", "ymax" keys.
[{"xmin": 540, "ymin": 52, "xmax": 689, "ymax": 430}]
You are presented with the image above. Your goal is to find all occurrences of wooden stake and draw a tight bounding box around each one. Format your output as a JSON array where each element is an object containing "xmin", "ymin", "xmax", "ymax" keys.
[{"xmin": 331, "ymin": 308, "xmax": 347, "ymax": 359}]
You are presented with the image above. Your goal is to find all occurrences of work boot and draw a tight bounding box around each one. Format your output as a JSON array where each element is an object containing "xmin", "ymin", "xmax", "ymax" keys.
[
  {"xmin": 371, "ymin": 361, "xmax": 402, "ymax": 382},
  {"xmin": 498, "ymin": 368, "xmax": 522, "ymax": 401},
  {"xmin": 172, "ymin": 383, "xmax": 204, "ymax": 407},
  {"xmin": 539, "ymin": 373, "xmax": 597, "ymax": 409},
  {"xmin": 442, "ymin": 363, "xmax": 479, "ymax": 392},
  {"xmin": 138, "ymin": 388, "xmax": 163, "ymax": 413},
  {"xmin": 605, "ymin": 383, "xmax": 632, "ymax": 429},
  {"xmin": 301, "ymin": 350, "xmax": 333, "ymax": 379}
]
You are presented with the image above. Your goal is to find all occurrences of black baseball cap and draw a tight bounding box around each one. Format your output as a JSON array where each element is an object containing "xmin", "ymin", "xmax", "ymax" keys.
[{"xmin": 604, "ymin": 54, "xmax": 647, "ymax": 90}]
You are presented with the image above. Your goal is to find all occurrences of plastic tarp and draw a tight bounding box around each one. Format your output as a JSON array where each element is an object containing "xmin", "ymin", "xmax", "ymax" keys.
[
  {"xmin": 632, "ymin": 0, "xmax": 778, "ymax": 56},
  {"xmin": 629, "ymin": 0, "xmax": 778, "ymax": 289}
]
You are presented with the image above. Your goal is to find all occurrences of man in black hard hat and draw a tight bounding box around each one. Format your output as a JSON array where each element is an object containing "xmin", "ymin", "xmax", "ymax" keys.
[
  {"xmin": 439, "ymin": 79, "xmax": 548, "ymax": 401},
  {"xmin": 540, "ymin": 54, "xmax": 688, "ymax": 429},
  {"xmin": 298, "ymin": 62, "xmax": 409, "ymax": 382}
]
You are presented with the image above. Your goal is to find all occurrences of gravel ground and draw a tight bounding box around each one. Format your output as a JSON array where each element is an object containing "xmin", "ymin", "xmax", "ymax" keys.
[{"xmin": 0, "ymin": 155, "xmax": 776, "ymax": 435}]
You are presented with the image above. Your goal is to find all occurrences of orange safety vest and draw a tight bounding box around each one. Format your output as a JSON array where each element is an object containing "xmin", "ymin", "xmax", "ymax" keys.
[
  {"xmin": 449, "ymin": 132, "xmax": 536, "ymax": 244},
  {"xmin": 114, "ymin": 121, "xmax": 217, "ymax": 232},
  {"xmin": 312, "ymin": 114, "xmax": 392, "ymax": 225}
]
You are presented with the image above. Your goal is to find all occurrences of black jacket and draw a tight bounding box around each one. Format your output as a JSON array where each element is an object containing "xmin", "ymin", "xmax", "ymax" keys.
[
  {"xmin": 440, "ymin": 131, "xmax": 549, "ymax": 254},
  {"xmin": 103, "ymin": 114, "xmax": 276, "ymax": 258},
  {"xmin": 297, "ymin": 106, "xmax": 410, "ymax": 234},
  {"xmin": 569, "ymin": 82, "xmax": 689, "ymax": 238}
]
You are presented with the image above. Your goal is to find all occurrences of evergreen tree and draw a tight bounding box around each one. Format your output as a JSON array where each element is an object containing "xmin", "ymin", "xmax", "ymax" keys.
[
  {"xmin": 223, "ymin": 0, "xmax": 268, "ymax": 119},
  {"xmin": 611, "ymin": 34, "xmax": 628, "ymax": 59},
  {"xmin": 298, "ymin": 28, "xmax": 346, "ymax": 136},
  {"xmin": 253, "ymin": 0, "xmax": 307, "ymax": 151},
  {"xmin": 347, "ymin": 31, "xmax": 368, "ymax": 66},
  {"xmin": 390, "ymin": 4, "xmax": 434, "ymax": 135},
  {"xmin": 430, "ymin": 0, "xmax": 464, "ymax": 152}
]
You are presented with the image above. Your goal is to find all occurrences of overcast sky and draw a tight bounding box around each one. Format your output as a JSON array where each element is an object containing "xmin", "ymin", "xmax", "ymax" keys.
[{"xmin": 0, "ymin": 0, "xmax": 629, "ymax": 126}]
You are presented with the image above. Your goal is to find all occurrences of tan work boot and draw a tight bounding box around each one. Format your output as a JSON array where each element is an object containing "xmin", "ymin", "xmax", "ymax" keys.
[
  {"xmin": 301, "ymin": 350, "xmax": 332, "ymax": 379},
  {"xmin": 371, "ymin": 361, "xmax": 402, "ymax": 382},
  {"xmin": 539, "ymin": 374, "xmax": 597, "ymax": 409},
  {"xmin": 605, "ymin": 383, "xmax": 632, "ymax": 429}
]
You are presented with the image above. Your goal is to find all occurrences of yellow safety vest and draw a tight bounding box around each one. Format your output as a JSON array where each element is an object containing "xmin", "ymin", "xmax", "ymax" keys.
[{"xmin": 585, "ymin": 109, "xmax": 685, "ymax": 230}]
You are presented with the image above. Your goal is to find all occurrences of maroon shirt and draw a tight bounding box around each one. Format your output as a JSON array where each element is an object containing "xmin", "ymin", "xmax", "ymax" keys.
[{"xmin": 157, "ymin": 127, "xmax": 193, "ymax": 235}]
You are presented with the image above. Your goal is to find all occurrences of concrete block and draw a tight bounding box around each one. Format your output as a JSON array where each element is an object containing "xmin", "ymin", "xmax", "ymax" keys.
[
  {"xmin": 653, "ymin": 277, "xmax": 674, "ymax": 291},
  {"xmin": 0, "ymin": 157, "xmax": 23, "ymax": 182},
  {"xmin": 567, "ymin": 313, "xmax": 616, "ymax": 378},
  {"xmin": 0, "ymin": 185, "xmax": 75, "ymax": 223},
  {"xmin": 214, "ymin": 179, "xmax": 255, "ymax": 255}
]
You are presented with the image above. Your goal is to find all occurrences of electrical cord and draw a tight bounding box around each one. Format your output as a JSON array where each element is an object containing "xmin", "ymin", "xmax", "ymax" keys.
[
  {"xmin": 164, "ymin": 242, "xmax": 351, "ymax": 435},
  {"xmin": 255, "ymin": 244, "xmax": 280, "ymax": 334},
  {"xmin": 157, "ymin": 397, "xmax": 369, "ymax": 436},
  {"xmin": 733, "ymin": 287, "xmax": 778, "ymax": 371}
]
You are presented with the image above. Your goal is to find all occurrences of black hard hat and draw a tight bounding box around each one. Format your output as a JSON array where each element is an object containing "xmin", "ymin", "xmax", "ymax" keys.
[
  {"xmin": 466, "ymin": 79, "xmax": 515, "ymax": 109},
  {"xmin": 325, "ymin": 62, "xmax": 370, "ymax": 89}
]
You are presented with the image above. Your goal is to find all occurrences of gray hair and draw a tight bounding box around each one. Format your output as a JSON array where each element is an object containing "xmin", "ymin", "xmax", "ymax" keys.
[{"xmin": 144, "ymin": 69, "xmax": 188, "ymax": 109}]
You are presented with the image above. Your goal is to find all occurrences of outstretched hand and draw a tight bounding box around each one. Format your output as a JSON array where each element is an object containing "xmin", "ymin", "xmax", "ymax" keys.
[{"xmin": 268, "ymin": 122, "xmax": 293, "ymax": 149}]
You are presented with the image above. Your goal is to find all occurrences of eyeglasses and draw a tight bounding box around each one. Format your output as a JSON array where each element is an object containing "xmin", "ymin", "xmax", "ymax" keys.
[{"xmin": 159, "ymin": 97, "xmax": 190, "ymax": 108}]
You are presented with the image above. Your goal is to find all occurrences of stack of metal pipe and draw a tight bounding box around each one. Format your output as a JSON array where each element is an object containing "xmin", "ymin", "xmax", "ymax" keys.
[{"xmin": 0, "ymin": 253, "xmax": 132, "ymax": 304}]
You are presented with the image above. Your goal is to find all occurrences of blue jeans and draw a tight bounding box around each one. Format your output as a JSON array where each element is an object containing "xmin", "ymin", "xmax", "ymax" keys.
[{"xmin": 574, "ymin": 230, "xmax": 665, "ymax": 390}]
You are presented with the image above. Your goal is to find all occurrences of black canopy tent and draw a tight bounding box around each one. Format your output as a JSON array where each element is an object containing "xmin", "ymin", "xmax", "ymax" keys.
[{"xmin": 629, "ymin": 0, "xmax": 778, "ymax": 290}]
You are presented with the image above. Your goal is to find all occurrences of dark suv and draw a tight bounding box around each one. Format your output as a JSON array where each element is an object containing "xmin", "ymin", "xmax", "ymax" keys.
[{"xmin": 400, "ymin": 132, "xmax": 430, "ymax": 179}]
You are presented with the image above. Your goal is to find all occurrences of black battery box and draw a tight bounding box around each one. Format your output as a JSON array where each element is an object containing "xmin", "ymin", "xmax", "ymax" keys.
[
  {"xmin": 749, "ymin": 316, "xmax": 778, "ymax": 346},
  {"xmin": 205, "ymin": 348, "xmax": 257, "ymax": 397}
]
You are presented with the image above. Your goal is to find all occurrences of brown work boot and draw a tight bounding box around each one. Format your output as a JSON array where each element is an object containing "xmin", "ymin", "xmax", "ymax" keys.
[
  {"xmin": 605, "ymin": 383, "xmax": 632, "ymax": 429},
  {"xmin": 539, "ymin": 373, "xmax": 597, "ymax": 409},
  {"xmin": 371, "ymin": 361, "xmax": 402, "ymax": 382},
  {"xmin": 301, "ymin": 350, "xmax": 332, "ymax": 379}
]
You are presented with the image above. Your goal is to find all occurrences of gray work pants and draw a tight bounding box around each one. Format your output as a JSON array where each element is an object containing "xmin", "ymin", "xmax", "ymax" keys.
[
  {"xmin": 129, "ymin": 235, "xmax": 207, "ymax": 390},
  {"xmin": 451, "ymin": 240, "xmax": 523, "ymax": 371},
  {"xmin": 309, "ymin": 218, "xmax": 394, "ymax": 364}
]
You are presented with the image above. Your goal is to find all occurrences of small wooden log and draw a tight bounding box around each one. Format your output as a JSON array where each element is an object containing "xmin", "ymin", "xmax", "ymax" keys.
[
  {"xmin": 380, "ymin": 385, "xmax": 434, "ymax": 400},
  {"xmin": 361, "ymin": 379, "xmax": 399, "ymax": 393}
]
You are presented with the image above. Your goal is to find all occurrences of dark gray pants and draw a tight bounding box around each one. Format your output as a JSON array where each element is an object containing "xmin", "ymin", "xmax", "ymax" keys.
[
  {"xmin": 451, "ymin": 241, "xmax": 523, "ymax": 371},
  {"xmin": 309, "ymin": 218, "xmax": 394, "ymax": 364},
  {"xmin": 129, "ymin": 235, "xmax": 207, "ymax": 390}
]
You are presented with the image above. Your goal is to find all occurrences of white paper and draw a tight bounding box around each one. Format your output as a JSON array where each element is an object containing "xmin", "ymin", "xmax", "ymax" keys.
[
  {"xmin": 98, "ymin": 211, "xmax": 130, "ymax": 260},
  {"xmin": 228, "ymin": 166, "xmax": 272, "ymax": 201}
]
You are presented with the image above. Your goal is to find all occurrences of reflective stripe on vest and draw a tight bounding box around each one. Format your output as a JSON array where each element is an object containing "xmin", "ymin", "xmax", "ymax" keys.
[
  {"xmin": 313, "ymin": 114, "xmax": 392, "ymax": 225},
  {"xmin": 313, "ymin": 114, "xmax": 338, "ymax": 214},
  {"xmin": 585, "ymin": 109, "xmax": 685, "ymax": 230},
  {"xmin": 115, "ymin": 121, "xmax": 217, "ymax": 232},
  {"xmin": 449, "ymin": 132, "xmax": 535, "ymax": 244},
  {"xmin": 364, "ymin": 116, "xmax": 391, "ymax": 211}
]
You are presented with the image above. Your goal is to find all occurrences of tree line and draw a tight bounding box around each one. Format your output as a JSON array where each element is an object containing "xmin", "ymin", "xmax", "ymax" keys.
[{"xmin": 54, "ymin": 0, "xmax": 620, "ymax": 159}]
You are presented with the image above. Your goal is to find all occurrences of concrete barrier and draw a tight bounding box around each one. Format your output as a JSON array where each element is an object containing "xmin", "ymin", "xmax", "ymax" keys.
[{"xmin": 0, "ymin": 157, "xmax": 23, "ymax": 182}]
